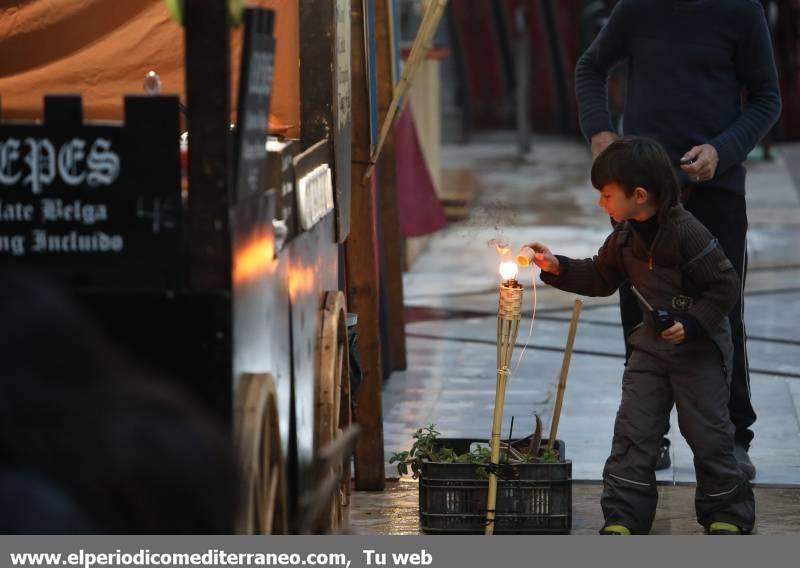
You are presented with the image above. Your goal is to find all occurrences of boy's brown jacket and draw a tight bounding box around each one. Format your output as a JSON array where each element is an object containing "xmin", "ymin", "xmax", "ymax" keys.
[{"xmin": 541, "ymin": 205, "xmax": 740, "ymax": 338}]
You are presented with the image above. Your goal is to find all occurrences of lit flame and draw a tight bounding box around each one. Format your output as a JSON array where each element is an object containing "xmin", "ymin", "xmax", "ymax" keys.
[
  {"xmin": 499, "ymin": 261, "xmax": 518, "ymax": 281},
  {"xmin": 489, "ymin": 238, "xmax": 511, "ymax": 261},
  {"xmin": 233, "ymin": 234, "xmax": 276, "ymax": 285}
]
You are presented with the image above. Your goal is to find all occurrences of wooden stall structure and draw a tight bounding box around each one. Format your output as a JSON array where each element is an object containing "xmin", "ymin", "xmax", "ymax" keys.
[{"xmin": 0, "ymin": 0, "xmax": 362, "ymax": 534}]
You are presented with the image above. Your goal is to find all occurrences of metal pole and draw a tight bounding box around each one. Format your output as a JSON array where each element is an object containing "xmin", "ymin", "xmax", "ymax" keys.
[{"xmin": 513, "ymin": 5, "xmax": 530, "ymax": 157}]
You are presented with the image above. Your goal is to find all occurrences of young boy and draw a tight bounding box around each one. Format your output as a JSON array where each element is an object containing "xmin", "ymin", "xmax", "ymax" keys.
[{"xmin": 527, "ymin": 137, "xmax": 754, "ymax": 535}]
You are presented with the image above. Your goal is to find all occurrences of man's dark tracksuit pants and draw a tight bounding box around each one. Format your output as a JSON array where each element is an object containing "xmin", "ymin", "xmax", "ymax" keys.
[
  {"xmin": 601, "ymin": 326, "xmax": 755, "ymax": 534},
  {"xmin": 618, "ymin": 186, "xmax": 756, "ymax": 448}
]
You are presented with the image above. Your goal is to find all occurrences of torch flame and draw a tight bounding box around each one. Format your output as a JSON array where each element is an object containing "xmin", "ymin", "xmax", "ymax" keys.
[
  {"xmin": 489, "ymin": 238, "xmax": 511, "ymax": 261},
  {"xmin": 499, "ymin": 261, "xmax": 518, "ymax": 281}
]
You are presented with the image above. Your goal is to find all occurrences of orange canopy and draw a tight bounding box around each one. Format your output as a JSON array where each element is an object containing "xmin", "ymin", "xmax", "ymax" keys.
[{"xmin": 0, "ymin": 0, "xmax": 299, "ymax": 137}]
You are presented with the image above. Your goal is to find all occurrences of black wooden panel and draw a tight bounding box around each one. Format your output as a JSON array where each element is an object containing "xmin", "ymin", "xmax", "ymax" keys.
[
  {"xmin": 75, "ymin": 290, "xmax": 233, "ymax": 425},
  {"xmin": 231, "ymin": 188, "xmax": 293, "ymax": 460},
  {"xmin": 234, "ymin": 8, "xmax": 276, "ymax": 202},
  {"xmin": 44, "ymin": 95, "xmax": 84, "ymax": 129},
  {"xmin": 286, "ymin": 213, "xmax": 338, "ymax": 520},
  {"xmin": 184, "ymin": 0, "xmax": 232, "ymax": 290}
]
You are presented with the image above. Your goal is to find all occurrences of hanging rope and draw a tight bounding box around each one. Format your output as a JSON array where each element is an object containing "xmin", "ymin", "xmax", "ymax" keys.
[{"xmin": 511, "ymin": 267, "xmax": 538, "ymax": 375}]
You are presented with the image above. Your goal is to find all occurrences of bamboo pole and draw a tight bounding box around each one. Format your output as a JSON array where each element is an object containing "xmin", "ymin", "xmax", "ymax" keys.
[
  {"xmin": 362, "ymin": 0, "xmax": 449, "ymax": 182},
  {"xmin": 486, "ymin": 281, "xmax": 523, "ymax": 535},
  {"xmin": 547, "ymin": 299, "xmax": 583, "ymax": 451}
]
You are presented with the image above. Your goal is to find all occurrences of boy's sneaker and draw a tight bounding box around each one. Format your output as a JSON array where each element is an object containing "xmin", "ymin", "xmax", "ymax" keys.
[
  {"xmin": 600, "ymin": 525, "xmax": 631, "ymax": 535},
  {"xmin": 654, "ymin": 438, "xmax": 671, "ymax": 470},
  {"xmin": 734, "ymin": 444, "xmax": 756, "ymax": 480},
  {"xmin": 708, "ymin": 522, "xmax": 742, "ymax": 535}
]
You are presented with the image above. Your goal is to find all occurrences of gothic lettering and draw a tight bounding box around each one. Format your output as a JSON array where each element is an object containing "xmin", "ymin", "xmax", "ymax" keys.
[
  {"xmin": 23, "ymin": 138, "xmax": 56, "ymax": 194},
  {"xmin": 0, "ymin": 201, "xmax": 34, "ymax": 222},
  {"xmin": 86, "ymin": 138, "xmax": 120, "ymax": 187},
  {"xmin": 0, "ymin": 234, "xmax": 25, "ymax": 256},
  {"xmin": 57, "ymin": 138, "xmax": 87, "ymax": 185},
  {"xmin": 41, "ymin": 199, "xmax": 108, "ymax": 225},
  {"xmin": 0, "ymin": 139, "xmax": 21, "ymax": 185},
  {"xmin": 0, "ymin": 136, "xmax": 120, "ymax": 193},
  {"xmin": 31, "ymin": 229, "xmax": 123, "ymax": 253}
]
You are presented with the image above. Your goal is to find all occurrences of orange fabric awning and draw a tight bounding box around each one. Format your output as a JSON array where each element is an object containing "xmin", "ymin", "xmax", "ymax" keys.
[{"xmin": 0, "ymin": 0, "xmax": 299, "ymax": 137}]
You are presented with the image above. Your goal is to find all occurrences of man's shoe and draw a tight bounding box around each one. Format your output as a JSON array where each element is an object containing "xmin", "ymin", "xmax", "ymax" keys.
[
  {"xmin": 734, "ymin": 444, "xmax": 756, "ymax": 481},
  {"xmin": 600, "ymin": 525, "xmax": 631, "ymax": 535},
  {"xmin": 708, "ymin": 522, "xmax": 742, "ymax": 535},
  {"xmin": 654, "ymin": 438, "xmax": 671, "ymax": 471}
]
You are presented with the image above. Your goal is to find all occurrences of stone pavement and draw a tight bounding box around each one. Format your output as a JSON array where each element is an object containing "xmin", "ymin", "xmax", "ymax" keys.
[{"xmin": 383, "ymin": 132, "xmax": 800, "ymax": 487}]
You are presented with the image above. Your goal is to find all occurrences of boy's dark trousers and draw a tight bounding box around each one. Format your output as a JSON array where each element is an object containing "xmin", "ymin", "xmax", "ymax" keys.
[
  {"xmin": 601, "ymin": 328, "xmax": 755, "ymax": 534},
  {"xmin": 617, "ymin": 186, "xmax": 756, "ymax": 449}
]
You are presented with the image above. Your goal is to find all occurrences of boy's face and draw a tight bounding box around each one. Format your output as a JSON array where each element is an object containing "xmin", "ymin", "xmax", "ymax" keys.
[{"xmin": 597, "ymin": 182, "xmax": 649, "ymax": 222}]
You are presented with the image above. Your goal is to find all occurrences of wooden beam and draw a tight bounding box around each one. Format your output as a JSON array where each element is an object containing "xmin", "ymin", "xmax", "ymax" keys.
[
  {"xmin": 347, "ymin": 0, "xmax": 385, "ymax": 490},
  {"xmin": 184, "ymin": 0, "xmax": 232, "ymax": 290},
  {"xmin": 374, "ymin": 0, "xmax": 406, "ymax": 372},
  {"xmin": 299, "ymin": 0, "xmax": 352, "ymax": 243}
]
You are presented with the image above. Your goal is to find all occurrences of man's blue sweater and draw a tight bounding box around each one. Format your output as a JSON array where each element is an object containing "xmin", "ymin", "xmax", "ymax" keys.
[{"xmin": 575, "ymin": 0, "xmax": 782, "ymax": 195}]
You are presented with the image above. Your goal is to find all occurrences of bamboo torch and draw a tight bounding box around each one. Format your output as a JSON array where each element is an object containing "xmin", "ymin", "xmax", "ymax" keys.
[
  {"xmin": 485, "ymin": 261, "xmax": 523, "ymax": 535},
  {"xmin": 547, "ymin": 298, "xmax": 582, "ymax": 451}
]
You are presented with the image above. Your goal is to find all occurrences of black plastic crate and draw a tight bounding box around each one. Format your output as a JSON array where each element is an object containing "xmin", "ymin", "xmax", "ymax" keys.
[{"xmin": 419, "ymin": 438, "xmax": 572, "ymax": 534}]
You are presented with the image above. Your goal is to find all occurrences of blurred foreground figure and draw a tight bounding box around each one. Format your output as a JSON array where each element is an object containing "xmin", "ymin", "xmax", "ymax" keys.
[{"xmin": 0, "ymin": 270, "xmax": 241, "ymax": 534}]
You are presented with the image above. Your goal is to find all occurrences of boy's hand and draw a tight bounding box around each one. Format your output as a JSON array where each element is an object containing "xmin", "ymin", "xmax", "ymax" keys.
[
  {"xmin": 660, "ymin": 321, "xmax": 685, "ymax": 345},
  {"xmin": 525, "ymin": 242, "xmax": 560, "ymax": 275}
]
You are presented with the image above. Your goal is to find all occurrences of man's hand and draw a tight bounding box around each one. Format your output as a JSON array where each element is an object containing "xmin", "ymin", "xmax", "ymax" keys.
[
  {"xmin": 525, "ymin": 242, "xmax": 560, "ymax": 275},
  {"xmin": 660, "ymin": 321, "xmax": 685, "ymax": 345},
  {"xmin": 591, "ymin": 131, "xmax": 619, "ymax": 160},
  {"xmin": 680, "ymin": 144, "xmax": 719, "ymax": 183}
]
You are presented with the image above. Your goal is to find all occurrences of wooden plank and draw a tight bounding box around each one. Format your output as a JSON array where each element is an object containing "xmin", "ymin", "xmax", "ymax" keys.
[
  {"xmin": 374, "ymin": 0, "xmax": 406, "ymax": 372},
  {"xmin": 184, "ymin": 0, "xmax": 232, "ymax": 290},
  {"xmin": 299, "ymin": 0, "xmax": 352, "ymax": 243},
  {"xmin": 347, "ymin": 0, "xmax": 385, "ymax": 491}
]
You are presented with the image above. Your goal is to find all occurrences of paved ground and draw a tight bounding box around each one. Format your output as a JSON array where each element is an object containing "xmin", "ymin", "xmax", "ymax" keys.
[
  {"xmin": 349, "ymin": 479, "xmax": 800, "ymax": 535},
  {"xmin": 384, "ymin": 132, "xmax": 800, "ymax": 488}
]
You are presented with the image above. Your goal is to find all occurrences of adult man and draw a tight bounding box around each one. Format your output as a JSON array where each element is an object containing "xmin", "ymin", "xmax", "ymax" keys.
[{"xmin": 574, "ymin": 0, "xmax": 783, "ymax": 480}]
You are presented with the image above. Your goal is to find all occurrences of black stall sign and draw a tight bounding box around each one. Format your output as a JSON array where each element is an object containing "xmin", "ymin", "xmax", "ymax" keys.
[
  {"xmin": 0, "ymin": 96, "xmax": 182, "ymax": 289},
  {"xmin": 0, "ymin": 132, "xmax": 124, "ymax": 257}
]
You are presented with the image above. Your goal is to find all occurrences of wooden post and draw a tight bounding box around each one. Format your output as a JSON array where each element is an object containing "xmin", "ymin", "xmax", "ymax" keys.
[
  {"xmin": 184, "ymin": 0, "xmax": 232, "ymax": 290},
  {"xmin": 299, "ymin": 0, "xmax": 352, "ymax": 243},
  {"xmin": 347, "ymin": 0, "xmax": 385, "ymax": 490},
  {"xmin": 374, "ymin": 0, "xmax": 407, "ymax": 372}
]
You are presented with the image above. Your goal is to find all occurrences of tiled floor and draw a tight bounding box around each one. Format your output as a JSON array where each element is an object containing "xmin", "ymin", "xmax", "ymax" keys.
[
  {"xmin": 383, "ymin": 134, "xmax": 800, "ymax": 488},
  {"xmin": 348, "ymin": 479, "xmax": 800, "ymax": 535}
]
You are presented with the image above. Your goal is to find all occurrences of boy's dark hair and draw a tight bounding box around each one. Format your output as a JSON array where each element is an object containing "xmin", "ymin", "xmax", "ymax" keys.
[{"xmin": 591, "ymin": 137, "xmax": 679, "ymax": 220}]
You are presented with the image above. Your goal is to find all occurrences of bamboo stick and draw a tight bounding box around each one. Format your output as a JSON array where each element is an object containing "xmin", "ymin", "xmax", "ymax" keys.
[
  {"xmin": 486, "ymin": 282, "xmax": 523, "ymax": 535},
  {"xmin": 362, "ymin": 0, "xmax": 449, "ymax": 182},
  {"xmin": 547, "ymin": 299, "xmax": 583, "ymax": 451}
]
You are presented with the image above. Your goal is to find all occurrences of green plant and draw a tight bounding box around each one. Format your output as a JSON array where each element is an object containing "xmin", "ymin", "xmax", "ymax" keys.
[
  {"xmin": 389, "ymin": 421, "xmax": 560, "ymax": 479},
  {"xmin": 388, "ymin": 425, "xmax": 440, "ymax": 478}
]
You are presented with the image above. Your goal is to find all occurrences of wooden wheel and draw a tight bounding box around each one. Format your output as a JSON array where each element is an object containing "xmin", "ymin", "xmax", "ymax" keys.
[
  {"xmin": 235, "ymin": 373, "xmax": 288, "ymax": 534},
  {"xmin": 315, "ymin": 291, "xmax": 352, "ymax": 533}
]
